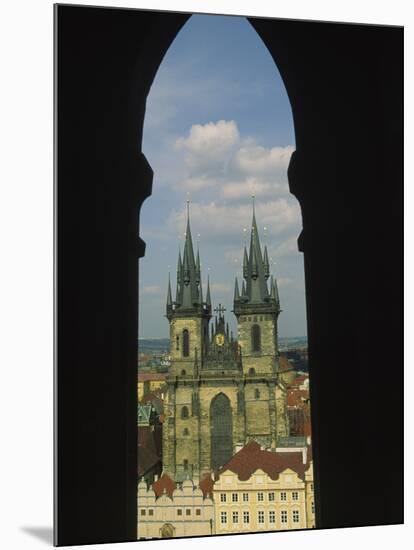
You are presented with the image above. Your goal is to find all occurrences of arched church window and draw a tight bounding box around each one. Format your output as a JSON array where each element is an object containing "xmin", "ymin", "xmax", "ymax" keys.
[
  {"xmin": 182, "ymin": 329, "xmax": 190, "ymax": 357},
  {"xmin": 183, "ymin": 459, "xmax": 189, "ymax": 471},
  {"xmin": 181, "ymin": 369, "xmax": 186, "ymax": 375},
  {"xmin": 248, "ymin": 367, "xmax": 256, "ymax": 376},
  {"xmin": 251, "ymin": 324, "xmax": 261, "ymax": 352},
  {"xmin": 181, "ymin": 406, "xmax": 189, "ymax": 419},
  {"xmin": 183, "ymin": 428, "xmax": 189, "ymax": 436},
  {"xmin": 255, "ymin": 388, "xmax": 260, "ymax": 399},
  {"xmin": 176, "ymin": 335, "xmax": 179, "ymax": 351}
]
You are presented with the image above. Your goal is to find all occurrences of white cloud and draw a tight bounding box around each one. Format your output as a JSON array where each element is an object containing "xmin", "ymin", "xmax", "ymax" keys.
[
  {"xmin": 172, "ymin": 120, "xmax": 295, "ymax": 203},
  {"xmin": 231, "ymin": 144, "xmax": 294, "ymax": 178},
  {"xmin": 175, "ymin": 120, "xmax": 240, "ymax": 175}
]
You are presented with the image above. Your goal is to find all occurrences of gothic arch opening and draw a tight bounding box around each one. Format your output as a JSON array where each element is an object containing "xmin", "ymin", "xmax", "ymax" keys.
[
  {"xmin": 139, "ymin": 10, "xmax": 312, "ymax": 534},
  {"xmin": 210, "ymin": 393, "xmax": 233, "ymax": 470}
]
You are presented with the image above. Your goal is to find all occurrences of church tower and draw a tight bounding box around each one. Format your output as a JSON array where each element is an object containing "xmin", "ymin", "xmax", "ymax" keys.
[
  {"xmin": 163, "ymin": 202, "xmax": 212, "ymax": 481},
  {"xmin": 233, "ymin": 202, "xmax": 288, "ymax": 445},
  {"xmin": 233, "ymin": 203, "xmax": 281, "ymax": 375}
]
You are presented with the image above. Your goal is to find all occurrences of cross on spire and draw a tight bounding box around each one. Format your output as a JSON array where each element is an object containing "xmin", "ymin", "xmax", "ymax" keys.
[{"xmin": 214, "ymin": 304, "xmax": 226, "ymax": 317}]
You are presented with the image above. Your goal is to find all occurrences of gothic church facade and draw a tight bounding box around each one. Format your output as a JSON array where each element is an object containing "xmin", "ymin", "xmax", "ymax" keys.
[{"xmin": 162, "ymin": 205, "xmax": 289, "ymax": 482}]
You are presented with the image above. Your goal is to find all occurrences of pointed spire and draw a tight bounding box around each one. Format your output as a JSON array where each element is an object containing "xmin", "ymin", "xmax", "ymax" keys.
[
  {"xmin": 234, "ymin": 277, "xmax": 240, "ymax": 301},
  {"xmin": 263, "ymin": 245, "xmax": 270, "ymax": 279},
  {"xmin": 177, "ymin": 248, "xmax": 182, "ymax": 284},
  {"xmin": 199, "ymin": 277, "xmax": 203, "ymax": 304},
  {"xmin": 241, "ymin": 280, "xmax": 246, "ymax": 296},
  {"xmin": 273, "ymin": 276, "xmax": 280, "ymax": 306},
  {"xmin": 206, "ymin": 275, "xmax": 211, "ymax": 308},
  {"xmin": 243, "ymin": 246, "xmax": 249, "ymax": 278},
  {"xmin": 196, "ymin": 247, "xmax": 201, "ymax": 284},
  {"xmin": 166, "ymin": 273, "xmax": 172, "ymax": 307}
]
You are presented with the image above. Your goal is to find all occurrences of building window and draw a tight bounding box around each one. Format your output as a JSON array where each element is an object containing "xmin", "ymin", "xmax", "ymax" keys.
[
  {"xmin": 254, "ymin": 388, "xmax": 260, "ymax": 399},
  {"xmin": 181, "ymin": 369, "xmax": 186, "ymax": 375},
  {"xmin": 257, "ymin": 492, "xmax": 264, "ymax": 502},
  {"xmin": 181, "ymin": 406, "xmax": 189, "ymax": 419},
  {"xmin": 176, "ymin": 335, "xmax": 180, "ymax": 350},
  {"xmin": 243, "ymin": 492, "xmax": 249, "ymax": 502},
  {"xmin": 243, "ymin": 511, "xmax": 250, "ymax": 524},
  {"xmin": 183, "ymin": 428, "xmax": 189, "ymax": 436},
  {"xmin": 269, "ymin": 492, "xmax": 275, "ymax": 502},
  {"xmin": 269, "ymin": 511, "xmax": 276, "ymax": 523},
  {"xmin": 220, "ymin": 493, "xmax": 227, "ymax": 503},
  {"xmin": 196, "ymin": 509, "xmax": 201, "ymax": 516},
  {"xmin": 232, "ymin": 493, "xmax": 238, "ymax": 502},
  {"xmin": 248, "ymin": 367, "xmax": 256, "ymax": 376},
  {"xmin": 292, "ymin": 491, "xmax": 299, "ymax": 501},
  {"xmin": 177, "ymin": 509, "xmax": 182, "ymax": 516},
  {"xmin": 293, "ymin": 510, "xmax": 300, "ymax": 523},
  {"xmin": 310, "ymin": 483, "xmax": 313, "ymax": 491},
  {"xmin": 148, "ymin": 509, "xmax": 154, "ymax": 516},
  {"xmin": 281, "ymin": 510, "xmax": 288, "ymax": 523},
  {"xmin": 186, "ymin": 509, "xmax": 191, "ymax": 516},
  {"xmin": 183, "ymin": 459, "xmax": 188, "ymax": 471},
  {"xmin": 182, "ymin": 329, "xmax": 190, "ymax": 357},
  {"xmin": 140, "ymin": 509, "xmax": 146, "ymax": 516},
  {"xmin": 311, "ymin": 502, "xmax": 315, "ymax": 514},
  {"xmin": 280, "ymin": 492, "xmax": 287, "ymax": 501},
  {"xmin": 251, "ymin": 324, "xmax": 261, "ymax": 352},
  {"xmin": 221, "ymin": 511, "xmax": 227, "ymax": 524},
  {"xmin": 232, "ymin": 511, "xmax": 239, "ymax": 523},
  {"xmin": 258, "ymin": 511, "xmax": 265, "ymax": 524}
]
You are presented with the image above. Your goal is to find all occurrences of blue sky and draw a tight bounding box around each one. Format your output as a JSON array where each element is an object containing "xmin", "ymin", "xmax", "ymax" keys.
[{"xmin": 139, "ymin": 14, "xmax": 306, "ymax": 339}]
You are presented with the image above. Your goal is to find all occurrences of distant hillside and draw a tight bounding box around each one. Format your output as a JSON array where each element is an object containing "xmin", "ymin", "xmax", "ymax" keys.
[
  {"xmin": 138, "ymin": 338, "xmax": 170, "ymax": 353},
  {"xmin": 278, "ymin": 336, "xmax": 308, "ymax": 350}
]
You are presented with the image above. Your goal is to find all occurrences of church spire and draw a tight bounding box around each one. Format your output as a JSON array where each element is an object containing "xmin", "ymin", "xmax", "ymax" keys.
[
  {"xmin": 234, "ymin": 277, "xmax": 240, "ymax": 301},
  {"xmin": 263, "ymin": 245, "xmax": 270, "ymax": 279},
  {"xmin": 166, "ymin": 273, "xmax": 173, "ymax": 319},
  {"xmin": 169, "ymin": 200, "xmax": 212, "ymax": 319},
  {"xmin": 234, "ymin": 199, "xmax": 279, "ymax": 316}
]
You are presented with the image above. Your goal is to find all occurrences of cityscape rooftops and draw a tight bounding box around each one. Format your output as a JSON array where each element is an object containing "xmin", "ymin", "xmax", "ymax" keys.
[{"xmin": 217, "ymin": 440, "xmax": 310, "ymax": 481}]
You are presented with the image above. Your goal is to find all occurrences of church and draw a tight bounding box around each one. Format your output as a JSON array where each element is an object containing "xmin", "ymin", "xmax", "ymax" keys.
[{"xmin": 162, "ymin": 203, "xmax": 291, "ymax": 482}]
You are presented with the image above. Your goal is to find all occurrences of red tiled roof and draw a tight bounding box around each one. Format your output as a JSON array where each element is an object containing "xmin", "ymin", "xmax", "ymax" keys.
[
  {"xmin": 152, "ymin": 474, "xmax": 176, "ymax": 498},
  {"xmin": 279, "ymin": 356, "xmax": 294, "ymax": 372},
  {"xmin": 287, "ymin": 389, "xmax": 310, "ymax": 407},
  {"xmin": 199, "ymin": 473, "xmax": 214, "ymax": 497},
  {"xmin": 217, "ymin": 440, "xmax": 308, "ymax": 481},
  {"xmin": 138, "ymin": 372, "xmax": 167, "ymax": 382},
  {"xmin": 138, "ymin": 445, "xmax": 160, "ymax": 476},
  {"xmin": 140, "ymin": 391, "xmax": 165, "ymax": 404}
]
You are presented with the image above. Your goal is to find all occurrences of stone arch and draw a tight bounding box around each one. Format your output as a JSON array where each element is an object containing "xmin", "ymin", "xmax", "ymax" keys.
[
  {"xmin": 160, "ymin": 523, "xmax": 174, "ymax": 538},
  {"xmin": 56, "ymin": 7, "xmax": 403, "ymax": 541},
  {"xmin": 210, "ymin": 392, "xmax": 233, "ymax": 470}
]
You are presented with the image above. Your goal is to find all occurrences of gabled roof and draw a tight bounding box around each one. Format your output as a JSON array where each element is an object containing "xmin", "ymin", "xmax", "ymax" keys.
[
  {"xmin": 152, "ymin": 474, "xmax": 176, "ymax": 498},
  {"xmin": 217, "ymin": 440, "xmax": 308, "ymax": 481},
  {"xmin": 199, "ymin": 473, "xmax": 214, "ymax": 497}
]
